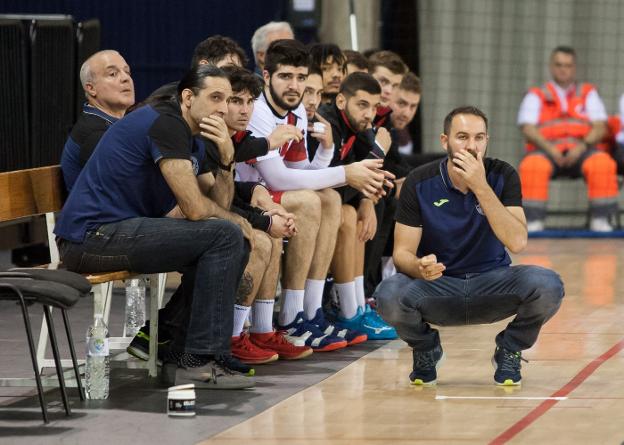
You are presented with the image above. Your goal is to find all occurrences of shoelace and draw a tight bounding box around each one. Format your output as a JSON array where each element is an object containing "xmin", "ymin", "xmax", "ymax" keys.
[
  {"xmin": 363, "ymin": 307, "xmax": 389, "ymax": 327},
  {"xmin": 499, "ymin": 350, "xmax": 529, "ymax": 374},
  {"xmin": 268, "ymin": 332, "xmax": 294, "ymax": 346},
  {"xmin": 413, "ymin": 348, "xmax": 441, "ymax": 370},
  {"xmin": 236, "ymin": 334, "xmax": 260, "ymax": 352}
]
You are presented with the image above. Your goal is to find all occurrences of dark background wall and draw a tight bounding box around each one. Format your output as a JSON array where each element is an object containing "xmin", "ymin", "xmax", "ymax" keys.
[{"xmin": 1, "ymin": 0, "xmax": 291, "ymax": 101}]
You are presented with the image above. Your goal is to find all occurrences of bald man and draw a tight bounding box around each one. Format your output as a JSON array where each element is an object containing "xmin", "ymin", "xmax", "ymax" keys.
[
  {"xmin": 250, "ymin": 21, "xmax": 294, "ymax": 75},
  {"xmin": 60, "ymin": 50, "xmax": 134, "ymax": 191}
]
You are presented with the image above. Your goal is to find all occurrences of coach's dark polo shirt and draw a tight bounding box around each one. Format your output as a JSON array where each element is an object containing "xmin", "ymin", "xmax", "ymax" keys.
[
  {"xmin": 396, "ymin": 157, "xmax": 522, "ymax": 276},
  {"xmin": 60, "ymin": 104, "xmax": 119, "ymax": 192}
]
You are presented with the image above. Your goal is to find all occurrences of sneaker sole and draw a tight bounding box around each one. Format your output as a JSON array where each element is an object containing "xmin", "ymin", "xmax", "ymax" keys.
[
  {"xmin": 495, "ymin": 379, "xmax": 522, "ymax": 386},
  {"xmin": 278, "ymin": 348, "xmax": 314, "ymax": 360},
  {"xmin": 347, "ymin": 334, "xmax": 368, "ymax": 346},
  {"xmin": 161, "ymin": 363, "xmax": 256, "ymax": 390},
  {"xmin": 126, "ymin": 345, "xmax": 163, "ymax": 367},
  {"xmin": 312, "ymin": 340, "xmax": 348, "ymax": 352},
  {"xmin": 410, "ymin": 352, "xmax": 445, "ymax": 386}
]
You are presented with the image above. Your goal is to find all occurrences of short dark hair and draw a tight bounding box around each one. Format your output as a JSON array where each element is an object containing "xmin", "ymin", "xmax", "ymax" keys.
[
  {"xmin": 307, "ymin": 63, "xmax": 323, "ymax": 77},
  {"xmin": 309, "ymin": 43, "xmax": 346, "ymax": 72},
  {"xmin": 551, "ymin": 45, "xmax": 576, "ymax": 60},
  {"xmin": 343, "ymin": 49, "xmax": 369, "ymax": 71},
  {"xmin": 191, "ymin": 35, "xmax": 248, "ymax": 68},
  {"xmin": 221, "ymin": 65, "xmax": 263, "ymax": 98},
  {"xmin": 177, "ymin": 64, "xmax": 228, "ymax": 100},
  {"xmin": 339, "ymin": 72, "xmax": 381, "ymax": 98},
  {"xmin": 264, "ymin": 39, "xmax": 309, "ymax": 75},
  {"xmin": 399, "ymin": 72, "xmax": 421, "ymax": 94},
  {"xmin": 443, "ymin": 106, "xmax": 488, "ymax": 135},
  {"xmin": 368, "ymin": 50, "xmax": 408, "ymax": 75}
]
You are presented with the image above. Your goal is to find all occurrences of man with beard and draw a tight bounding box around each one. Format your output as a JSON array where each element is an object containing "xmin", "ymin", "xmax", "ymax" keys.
[
  {"xmin": 374, "ymin": 106, "xmax": 564, "ymax": 387},
  {"xmin": 238, "ymin": 39, "xmax": 393, "ymax": 351},
  {"xmin": 317, "ymin": 72, "xmax": 397, "ymax": 340},
  {"xmin": 222, "ymin": 66, "xmax": 313, "ymax": 363}
]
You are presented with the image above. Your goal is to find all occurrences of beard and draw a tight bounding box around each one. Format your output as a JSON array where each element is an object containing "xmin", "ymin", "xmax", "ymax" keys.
[
  {"xmin": 345, "ymin": 110, "xmax": 368, "ymax": 131},
  {"xmin": 269, "ymin": 80, "xmax": 302, "ymax": 111}
]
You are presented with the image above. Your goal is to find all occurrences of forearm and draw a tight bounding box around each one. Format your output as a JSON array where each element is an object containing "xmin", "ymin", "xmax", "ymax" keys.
[
  {"xmin": 393, "ymin": 249, "xmax": 424, "ymax": 279},
  {"xmin": 208, "ymin": 168, "xmax": 235, "ymax": 209},
  {"xmin": 256, "ymin": 157, "xmax": 346, "ymax": 191},
  {"xmin": 473, "ymin": 186, "xmax": 527, "ymax": 253},
  {"xmin": 306, "ymin": 145, "xmax": 334, "ymax": 169},
  {"xmin": 584, "ymin": 121, "xmax": 607, "ymax": 145},
  {"xmin": 522, "ymin": 124, "xmax": 556, "ymax": 153}
]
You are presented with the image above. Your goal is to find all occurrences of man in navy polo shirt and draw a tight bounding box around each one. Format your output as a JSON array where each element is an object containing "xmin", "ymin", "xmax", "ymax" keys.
[
  {"xmin": 374, "ymin": 106, "xmax": 564, "ymax": 387},
  {"xmin": 60, "ymin": 50, "xmax": 134, "ymax": 192},
  {"xmin": 55, "ymin": 65, "xmax": 255, "ymax": 390}
]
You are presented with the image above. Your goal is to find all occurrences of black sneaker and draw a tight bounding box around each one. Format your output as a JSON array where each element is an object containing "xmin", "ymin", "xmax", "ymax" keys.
[
  {"xmin": 492, "ymin": 346, "xmax": 527, "ymax": 386},
  {"xmin": 126, "ymin": 325, "xmax": 170, "ymax": 365},
  {"xmin": 215, "ymin": 353, "xmax": 255, "ymax": 377},
  {"xmin": 410, "ymin": 344, "xmax": 444, "ymax": 386}
]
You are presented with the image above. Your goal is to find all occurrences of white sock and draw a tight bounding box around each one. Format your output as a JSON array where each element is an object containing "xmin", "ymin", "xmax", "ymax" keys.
[
  {"xmin": 354, "ymin": 275, "xmax": 366, "ymax": 309},
  {"xmin": 250, "ymin": 299, "xmax": 275, "ymax": 334},
  {"xmin": 232, "ymin": 305, "xmax": 251, "ymax": 337},
  {"xmin": 278, "ymin": 289, "xmax": 305, "ymax": 326},
  {"xmin": 336, "ymin": 281, "xmax": 358, "ymax": 319},
  {"xmin": 303, "ymin": 279, "xmax": 325, "ymax": 320}
]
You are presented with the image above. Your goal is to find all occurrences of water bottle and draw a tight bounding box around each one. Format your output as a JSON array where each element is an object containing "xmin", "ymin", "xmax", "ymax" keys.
[
  {"xmin": 125, "ymin": 278, "xmax": 146, "ymax": 336},
  {"xmin": 85, "ymin": 314, "xmax": 110, "ymax": 399}
]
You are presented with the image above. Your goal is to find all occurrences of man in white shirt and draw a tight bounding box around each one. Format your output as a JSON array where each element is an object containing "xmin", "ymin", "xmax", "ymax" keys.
[
  {"xmin": 237, "ymin": 39, "xmax": 392, "ymax": 351},
  {"xmin": 517, "ymin": 46, "xmax": 618, "ymax": 232}
]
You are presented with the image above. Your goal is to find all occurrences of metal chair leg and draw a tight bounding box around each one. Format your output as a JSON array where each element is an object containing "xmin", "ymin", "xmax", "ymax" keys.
[
  {"xmin": 61, "ymin": 309, "xmax": 84, "ymax": 401},
  {"xmin": 43, "ymin": 306, "xmax": 71, "ymax": 416},
  {"xmin": 0, "ymin": 284, "xmax": 49, "ymax": 424}
]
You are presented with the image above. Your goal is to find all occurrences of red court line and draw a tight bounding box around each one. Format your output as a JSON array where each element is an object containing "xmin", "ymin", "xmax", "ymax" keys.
[{"xmin": 489, "ymin": 338, "xmax": 624, "ymax": 445}]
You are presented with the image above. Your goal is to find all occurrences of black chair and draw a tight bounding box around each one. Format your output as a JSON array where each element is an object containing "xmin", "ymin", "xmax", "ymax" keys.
[{"xmin": 0, "ymin": 268, "xmax": 91, "ymax": 423}]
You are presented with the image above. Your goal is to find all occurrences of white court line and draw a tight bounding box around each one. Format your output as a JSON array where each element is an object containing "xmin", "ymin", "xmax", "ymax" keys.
[{"xmin": 436, "ymin": 395, "xmax": 567, "ymax": 401}]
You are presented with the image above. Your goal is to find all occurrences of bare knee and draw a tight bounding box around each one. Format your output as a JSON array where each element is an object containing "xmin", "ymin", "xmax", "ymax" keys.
[
  {"xmin": 316, "ymin": 188, "xmax": 342, "ymax": 217},
  {"xmin": 339, "ymin": 204, "xmax": 357, "ymax": 235},
  {"xmin": 282, "ymin": 190, "xmax": 322, "ymax": 226},
  {"xmin": 252, "ymin": 230, "xmax": 273, "ymax": 264}
]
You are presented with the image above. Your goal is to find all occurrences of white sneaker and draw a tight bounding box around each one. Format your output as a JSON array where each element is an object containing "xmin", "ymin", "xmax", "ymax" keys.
[
  {"xmin": 589, "ymin": 218, "xmax": 613, "ymax": 232},
  {"xmin": 526, "ymin": 220, "xmax": 545, "ymax": 232}
]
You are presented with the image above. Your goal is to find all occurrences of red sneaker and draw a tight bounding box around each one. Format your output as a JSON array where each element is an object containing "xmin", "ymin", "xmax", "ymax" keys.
[
  {"xmin": 231, "ymin": 333, "xmax": 279, "ymax": 364},
  {"xmin": 250, "ymin": 331, "xmax": 313, "ymax": 360}
]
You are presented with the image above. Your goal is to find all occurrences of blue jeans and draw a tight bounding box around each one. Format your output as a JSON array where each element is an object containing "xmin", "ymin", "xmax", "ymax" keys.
[
  {"xmin": 374, "ymin": 266, "xmax": 564, "ymax": 352},
  {"xmin": 58, "ymin": 217, "xmax": 248, "ymax": 355}
]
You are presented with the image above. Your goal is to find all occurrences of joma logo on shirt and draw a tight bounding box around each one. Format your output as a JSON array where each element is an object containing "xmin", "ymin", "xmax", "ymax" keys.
[{"xmin": 433, "ymin": 198, "xmax": 449, "ymax": 207}]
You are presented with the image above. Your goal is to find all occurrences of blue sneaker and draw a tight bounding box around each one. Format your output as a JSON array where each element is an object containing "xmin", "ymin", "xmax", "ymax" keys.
[
  {"xmin": 492, "ymin": 346, "xmax": 526, "ymax": 386},
  {"xmin": 308, "ymin": 308, "xmax": 367, "ymax": 346},
  {"xmin": 277, "ymin": 312, "xmax": 347, "ymax": 352},
  {"xmin": 410, "ymin": 344, "xmax": 444, "ymax": 386},
  {"xmin": 337, "ymin": 305, "xmax": 398, "ymax": 340}
]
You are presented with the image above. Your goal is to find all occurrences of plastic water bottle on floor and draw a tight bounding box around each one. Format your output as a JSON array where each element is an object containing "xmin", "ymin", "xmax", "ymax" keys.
[
  {"xmin": 85, "ymin": 314, "xmax": 110, "ymax": 399},
  {"xmin": 125, "ymin": 278, "xmax": 146, "ymax": 336}
]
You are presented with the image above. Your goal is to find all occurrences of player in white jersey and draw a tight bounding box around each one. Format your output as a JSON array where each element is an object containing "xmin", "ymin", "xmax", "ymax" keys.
[{"xmin": 235, "ymin": 39, "xmax": 392, "ymax": 351}]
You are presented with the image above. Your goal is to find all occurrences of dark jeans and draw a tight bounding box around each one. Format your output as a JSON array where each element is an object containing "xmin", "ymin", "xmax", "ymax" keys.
[
  {"xmin": 374, "ymin": 265, "xmax": 564, "ymax": 352},
  {"xmin": 58, "ymin": 217, "xmax": 248, "ymax": 355}
]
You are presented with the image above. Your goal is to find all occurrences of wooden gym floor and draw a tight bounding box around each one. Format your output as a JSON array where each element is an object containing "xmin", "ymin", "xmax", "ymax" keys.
[{"xmin": 202, "ymin": 239, "xmax": 624, "ymax": 445}]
